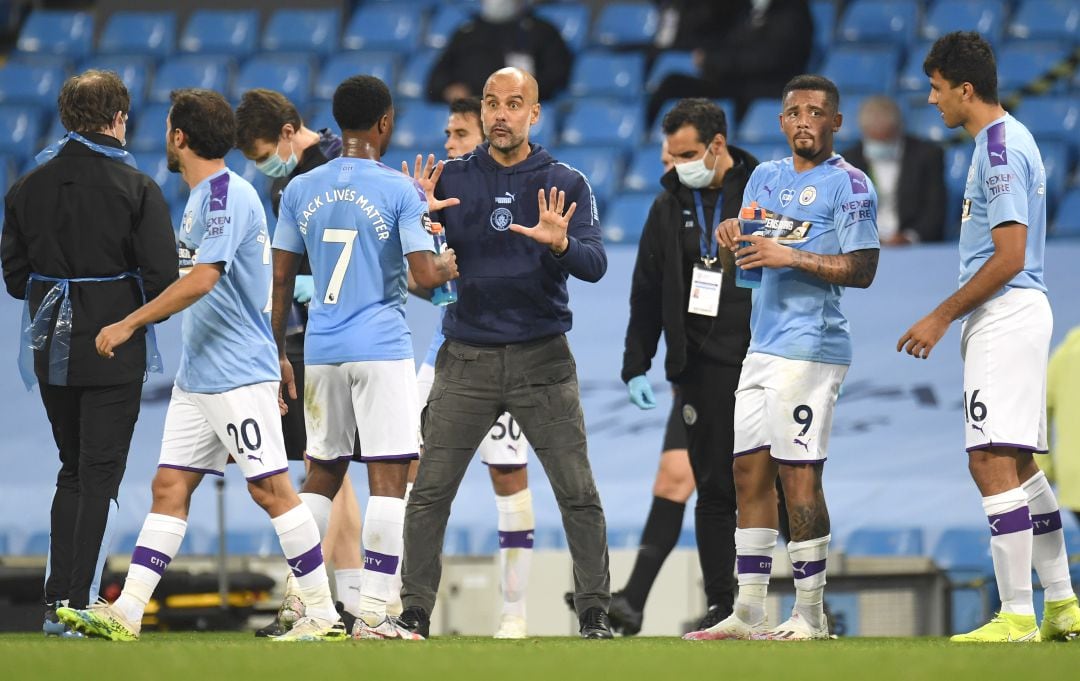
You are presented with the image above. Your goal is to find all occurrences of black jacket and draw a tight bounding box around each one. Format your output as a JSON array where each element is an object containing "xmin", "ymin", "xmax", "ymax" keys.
[
  {"xmin": 841, "ymin": 135, "xmax": 947, "ymax": 243},
  {"xmin": 1, "ymin": 133, "xmax": 178, "ymax": 386},
  {"xmin": 426, "ymin": 11, "xmax": 572, "ymax": 102},
  {"xmin": 622, "ymin": 146, "xmax": 757, "ymax": 383}
]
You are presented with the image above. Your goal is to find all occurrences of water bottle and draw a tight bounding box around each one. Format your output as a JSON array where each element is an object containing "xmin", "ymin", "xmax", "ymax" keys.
[
  {"xmin": 430, "ymin": 223, "xmax": 457, "ymax": 306},
  {"xmin": 736, "ymin": 201, "xmax": 766, "ymax": 289}
]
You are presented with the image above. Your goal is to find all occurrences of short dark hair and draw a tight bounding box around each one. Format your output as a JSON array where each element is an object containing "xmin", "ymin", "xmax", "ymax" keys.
[
  {"xmin": 235, "ymin": 89, "xmax": 303, "ymax": 156},
  {"xmin": 58, "ymin": 69, "xmax": 130, "ymax": 134},
  {"xmin": 782, "ymin": 74, "xmax": 840, "ymax": 114},
  {"xmin": 333, "ymin": 75, "xmax": 393, "ymax": 132},
  {"xmin": 169, "ymin": 89, "xmax": 236, "ymax": 161},
  {"xmin": 923, "ymin": 31, "xmax": 998, "ymax": 104},
  {"xmin": 661, "ymin": 98, "xmax": 727, "ymax": 144},
  {"xmin": 449, "ymin": 96, "xmax": 481, "ymax": 119}
]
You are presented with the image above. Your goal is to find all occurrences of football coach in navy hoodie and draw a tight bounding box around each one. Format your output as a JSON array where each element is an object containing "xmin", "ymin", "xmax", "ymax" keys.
[{"xmin": 401, "ymin": 67, "xmax": 613, "ymax": 639}]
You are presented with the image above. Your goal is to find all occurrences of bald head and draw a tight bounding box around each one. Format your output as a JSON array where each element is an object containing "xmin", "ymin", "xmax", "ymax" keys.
[
  {"xmin": 858, "ymin": 96, "xmax": 903, "ymax": 141},
  {"xmin": 483, "ymin": 67, "xmax": 539, "ymax": 105}
]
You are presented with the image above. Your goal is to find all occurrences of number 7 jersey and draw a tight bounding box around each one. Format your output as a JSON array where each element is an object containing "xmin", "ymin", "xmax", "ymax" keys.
[{"xmin": 273, "ymin": 157, "xmax": 436, "ymax": 365}]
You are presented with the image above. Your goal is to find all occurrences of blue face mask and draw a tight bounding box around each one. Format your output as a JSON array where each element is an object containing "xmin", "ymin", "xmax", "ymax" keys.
[{"xmin": 256, "ymin": 149, "xmax": 298, "ymax": 178}]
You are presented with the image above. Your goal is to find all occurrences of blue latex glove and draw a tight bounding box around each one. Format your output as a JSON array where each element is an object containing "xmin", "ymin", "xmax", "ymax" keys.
[
  {"xmin": 293, "ymin": 275, "xmax": 315, "ymax": 304},
  {"xmin": 627, "ymin": 375, "xmax": 657, "ymax": 410}
]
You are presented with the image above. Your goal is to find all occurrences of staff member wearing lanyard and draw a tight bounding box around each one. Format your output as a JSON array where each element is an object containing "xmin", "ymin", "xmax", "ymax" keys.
[
  {"xmin": 1, "ymin": 70, "xmax": 177, "ymax": 634},
  {"xmin": 622, "ymin": 98, "xmax": 756, "ymax": 632}
]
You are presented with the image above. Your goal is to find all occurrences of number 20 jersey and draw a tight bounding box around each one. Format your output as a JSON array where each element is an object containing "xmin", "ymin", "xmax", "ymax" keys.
[{"xmin": 274, "ymin": 157, "xmax": 435, "ymax": 365}]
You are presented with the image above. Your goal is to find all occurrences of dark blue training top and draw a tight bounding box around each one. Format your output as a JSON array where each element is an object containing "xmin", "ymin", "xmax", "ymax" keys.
[{"xmin": 435, "ymin": 143, "xmax": 607, "ymax": 345}]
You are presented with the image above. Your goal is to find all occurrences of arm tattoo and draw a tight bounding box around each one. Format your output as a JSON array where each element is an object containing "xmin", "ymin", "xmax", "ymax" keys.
[
  {"xmin": 786, "ymin": 494, "xmax": 831, "ymax": 542},
  {"xmin": 789, "ymin": 248, "xmax": 879, "ymax": 288}
]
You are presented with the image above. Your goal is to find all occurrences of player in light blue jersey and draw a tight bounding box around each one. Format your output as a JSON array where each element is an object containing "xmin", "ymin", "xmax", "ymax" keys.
[
  {"xmin": 272, "ymin": 75, "xmax": 458, "ymax": 640},
  {"xmin": 688, "ymin": 75, "xmax": 880, "ymax": 643},
  {"xmin": 57, "ymin": 90, "xmax": 343, "ymax": 643},
  {"xmin": 899, "ymin": 32, "xmax": 1079, "ymax": 643}
]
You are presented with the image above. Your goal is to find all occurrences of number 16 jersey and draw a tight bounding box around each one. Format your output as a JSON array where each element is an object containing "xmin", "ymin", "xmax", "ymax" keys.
[{"xmin": 274, "ymin": 158, "xmax": 435, "ymax": 365}]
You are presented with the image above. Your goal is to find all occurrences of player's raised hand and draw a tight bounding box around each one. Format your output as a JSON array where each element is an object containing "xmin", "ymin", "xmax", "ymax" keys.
[
  {"xmin": 509, "ymin": 187, "xmax": 577, "ymax": 253},
  {"xmin": 897, "ymin": 313, "xmax": 950, "ymax": 360},
  {"xmin": 403, "ymin": 153, "xmax": 460, "ymax": 213},
  {"xmin": 735, "ymin": 234, "xmax": 795, "ymax": 270},
  {"xmin": 715, "ymin": 218, "xmax": 742, "ymax": 251},
  {"xmin": 95, "ymin": 320, "xmax": 135, "ymax": 359}
]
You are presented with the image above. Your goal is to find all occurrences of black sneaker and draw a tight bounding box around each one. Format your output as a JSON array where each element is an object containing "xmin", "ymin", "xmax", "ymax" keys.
[
  {"xmin": 399, "ymin": 605, "xmax": 430, "ymax": 639},
  {"xmin": 43, "ymin": 602, "xmax": 83, "ymax": 638},
  {"xmin": 608, "ymin": 592, "xmax": 643, "ymax": 636},
  {"xmin": 254, "ymin": 619, "xmax": 288, "ymax": 638},
  {"xmin": 693, "ymin": 604, "xmax": 730, "ymax": 632},
  {"xmin": 578, "ymin": 607, "xmax": 614, "ymax": 639},
  {"xmin": 335, "ymin": 601, "xmax": 356, "ymax": 634}
]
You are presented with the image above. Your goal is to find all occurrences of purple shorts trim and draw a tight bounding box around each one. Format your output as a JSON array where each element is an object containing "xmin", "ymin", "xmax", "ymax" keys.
[
  {"xmin": 483, "ymin": 462, "xmax": 528, "ymax": 469},
  {"xmin": 772, "ymin": 456, "xmax": 827, "ymax": 466},
  {"xmin": 247, "ymin": 467, "xmax": 289, "ymax": 482},
  {"xmin": 360, "ymin": 452, "xmax": 419, "ymax": 462},
  {"xmin": 158, "ymin": 463, "xmax": 223, "ymax": 477},
  {"xmin": 733, "ymin": 445, "xmax": 770, "ymax": 458},
  {"xmin": 305, "ymin": 452, "xmax": 353, "ymax": 465},
  {"xmin": 966, "ymin": 442, "xmax": 1043, "ymax": 454}
]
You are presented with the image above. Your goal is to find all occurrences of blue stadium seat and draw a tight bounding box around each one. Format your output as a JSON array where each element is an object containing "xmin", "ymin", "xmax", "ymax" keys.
[
  {"xmin": 263, "ymin": 9, "xmax": 340, "ymax": 56},
  {"xmin": 391, "ymin": 103, "xmax": 449, "ymax": 150},
  {"xmin": 425, "ymin": 5, "xmax": 472, "ymax": 50},
  {"xmin": 128, "ymin": 103, "xmax": 172, "ymax": 154},
  {"xmin": 906, "ymin": 105, "xmax": 957, "ymax": 145},
  {"xmin": 922, "ymin": 0, "xmax": 1006, "ymax": 45},
  {"xmin": 149, "ymin": 56, "xmax": 232, "ymax": 105},
  {"xmin": 836, "ymin": 94, "xmax": 870, "ymax": 147},
  {"xmin": 97, "ymin": 11, "xmax": 176, "ymax": 58},
  {"xmin": 0, "ymin": 105, "xmax": 44, "ymax": 163},
  {"xmin": 224, "ymin": 149, "xmax": 261, "ymax": 188},
  {"xmin": 839, "ymin": 0, "xmax": 918, "ymax": 46},
  {"xmin": 1040, "ymin": 140, "xmax": 1069, "ymax": 210},
  {"xmin": 549, "ymin": 145, "xmax": 624, "ymax": 205},
  {"xmin": 24, "ymin": 530, "xmax": 50, "ymax": 555},
  {"xmin": 820, "ymin": 46, "xmax": 901, "ymax": 96},
  {"xmin": 738, "ymin": 99, "xmax": 785, "ymax": 145},
  {"xmin": 179, "ymin": 10, "xmax": 260, "ymax": 58},
  {"xmin": 650, "ymin": 99, "xmax": 735, "ymax": 143},
  {"xmin": 0, "ymin": 63, "xmax": 65, "ymax": 107},
  {"xmin": 809, "ymin": 0, "xmax": 836, "ymax": 70},
  {"xmin": 382, "ymin": 147, "xmax": 432, "ymax": 174},
  {"xmin": 233, "ymin": 55, "xmax": 314, "ymax": 108},
  {"xmin": 622, "ymin": 144, "xmax": 664, "ymax": 193},
  {"xmin": 531, "ymin": 527, "xmax": 567, "ymax": 551},
  {"xmin": 933, "ymin": 527, "xmax": 996, "ymax": 633},
  {"xmin": 315, "ymin": 52, "xmax": 400, "ymax": 101},
  {"xmin": 442, "ymin": 526, "xmax": 471, "ymax": 555},
  {"xmin": 739, "ymin": 142, "xmax": 790, "ymax": 163},
  {"xmin": 603, "ymin": 192, "xmax": 654, "ymax": 244},
  {"xmin": 568, "ymin": 51, "xmax": 645, "ymax": 100},
  {"xmin": 591, "ymin": 2, "xmax": 658, "ymax": 48},
  {"xmin": 140, "ymin": 151, "xmax": 185, "ymax": 203},
  {"xmin": 80, "ymin": 55, "xmax": 153, "ymax": 112},
  {"xmin": 396, "ymin": 50, "xmax": 440, "ymax": 100},
  {"xmin": 560, "ymin": 100, "xmax": 641, "ymax": 148},
  {"xmin": 530, "ymin": 109, "xmax": 557, "ymax": 149},
  {"xmin": 898, "ymin": 44, "xmax": 935, "ymax": 93},
  {"xmin": 1011, "ymin": 96, "xmax": 1080, "ymax": 150},
  {"xmin": 1053, "ymin": 187, "xmax": 1080, "ymax": 237},
  {"xmin": 996, "ymin": 43, "xmax": 1070, "ymax": 95},
  {"xmin": 342, "ymin": 5, "xmax": 422, "ymax": 52},
  {"xmin": 845, "ymin": 526, "xmax": 925, "ymax": 557},
  {"xmin": 16, "ymin": 10, "xmax": 94, "ymax": 60},
  {"xmin": 535, "ymin": 3, "xmax": 591, "ymax": 53},
  {"xmin": 1008, "ymin": 0, "xmax": 1080, "ymax": 43},
  {"xmin": 0, "ymin": 154, "xmax": 12, "ymax": 192},
  {"xmin": 307, "ymin": 100, "xmax": 336, "ymax": 133},
  {"xmin": 646, "ymin": 51, "xmax": 697, "ymax": 93}
]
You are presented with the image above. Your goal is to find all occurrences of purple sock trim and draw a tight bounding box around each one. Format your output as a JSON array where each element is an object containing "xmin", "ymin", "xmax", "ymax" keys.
[
  {"xmin": 131, "ymin": 546, "xmax": 172, "ymax": 576},
  {"xmin": 286, "ymin": 544, "xmax": 324, "ymax": 578},
  {"xmin": 988, "ymin": 506, "xmax": 1033, "ymax": 536},
  {"xmin": 499, "ymin": 529, "xmax": 535, "ymax": 549},
  {"xmin": 364, "ymin": 550, "xmax": 400, "ymax": 575},
  {"xmin": 1031, "ymin": 510, "xmax": 1063, "ymax": 536},
  {"xmin": 737, "ymin": 555, "xmax": 773, "ymax": 575},
  {"xmin": 791, "ymin": 558, "xmax": 826, "ymax": 579}
]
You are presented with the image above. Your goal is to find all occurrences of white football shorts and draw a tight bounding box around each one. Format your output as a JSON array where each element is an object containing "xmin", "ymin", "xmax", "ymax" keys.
[
  {"xmin": 158, "ymin": 381, "xmax": 288, "ymax": 481},
  {"xmin": 733, "ymin": 352, "xmax": 847, "ymax": 464},
  {"xmin": 305, "ymin": 359, "xmax": 420, "ymax": 462},
  {"xmin": 417, "ymin": 361, "xmax": 529, "ymax": 467},
  {"xmin": 961, "ymin": 287, "xmax": 1051, "ymax": 453}
]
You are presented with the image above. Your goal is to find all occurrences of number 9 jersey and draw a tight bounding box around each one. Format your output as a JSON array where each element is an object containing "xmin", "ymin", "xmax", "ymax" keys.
[{"xmin": 273, "ymin": 158, "xmax": 436, "ymax": 365}]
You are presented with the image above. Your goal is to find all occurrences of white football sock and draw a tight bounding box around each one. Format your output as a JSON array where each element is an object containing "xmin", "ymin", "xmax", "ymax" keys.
[
  {"xmin": 272, "ymin": 503, "xmax": 336, "ymax": 622},
  {"xmin": 1022, "ymin": 471, "xmax": 1075, "ymax": 603},
  {"xmin": 983, "ymin": 488, "xmax": 1035, "ymax": 615},
  {"xmin": 496, "ymin": 488, "xmax": 534, "ymax": 619},
  {"xmin": 114, "ymin": 513, "xmax": 187, "ymax": 625},
  {"xmin": 734, "ymin": 527, "xmax": 778, "ymax": 626},
  {"xmin": 359, "ymin": 496, "xmax": 405, "ymax": 624},
  {"xmin": 788, "ymin": 534, "xmax": 830, "ymax": 630},
  {"xmin": 299, "ymin": 492, "xmax": 332, "ymax": 539},
  {"xmin": 335, "ymin": 568, "xmax": 364, "ymax": 616}
]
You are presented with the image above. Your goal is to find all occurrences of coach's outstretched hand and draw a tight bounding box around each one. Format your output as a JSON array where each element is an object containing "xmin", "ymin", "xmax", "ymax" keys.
[
  {"xmin": 404, "ymin": 154, "xmax": 460, "ymax": 213},
  {"xmin": 96, "ymin": 320, "xmax": 135, "ymax": 359},
  {"xmin": 897, "ymin": 312, "xmax": 950, "ymax": 360},
  {"xmin": 509, "ymin": 187, "xmax": 576, "ymax": 255}
]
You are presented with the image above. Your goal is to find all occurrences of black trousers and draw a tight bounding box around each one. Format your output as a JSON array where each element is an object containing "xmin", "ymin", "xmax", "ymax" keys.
[
  {"xmin": 39, "ymin": 381, "xmax": 142, "ymax": 608},
  {"xmin": 677, "ymin": 356, "xmax": 741, "ymax": 613}
]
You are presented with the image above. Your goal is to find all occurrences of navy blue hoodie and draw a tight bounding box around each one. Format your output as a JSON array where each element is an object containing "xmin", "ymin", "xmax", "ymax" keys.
[{"xmin": 435, "ymin": 143, "xmax": 607, "ymax": 345}]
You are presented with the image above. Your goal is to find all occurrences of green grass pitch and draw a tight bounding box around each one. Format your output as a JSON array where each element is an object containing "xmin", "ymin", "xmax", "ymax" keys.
[{"xmin": 2, "ymin": 634, "xmax": 1079, "ymax": 681}]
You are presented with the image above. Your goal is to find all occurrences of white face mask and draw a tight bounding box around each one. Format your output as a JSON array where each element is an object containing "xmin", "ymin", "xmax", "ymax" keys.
[
  {"xmin": 674, "ymin": 147, "xmax": 716, "ymax": 188},
  {"xmin": 863, "ymin": 139, "xmax": 901, "ymax": 162},
  {"xmin": 481, "ymin": 0, "xmax": 523, "ymax": 23}
]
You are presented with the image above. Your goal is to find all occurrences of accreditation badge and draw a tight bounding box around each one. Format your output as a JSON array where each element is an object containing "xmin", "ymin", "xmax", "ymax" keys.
[{"xmin": 688, "ymin": 265, "xmax": 723, "ymax": 317}]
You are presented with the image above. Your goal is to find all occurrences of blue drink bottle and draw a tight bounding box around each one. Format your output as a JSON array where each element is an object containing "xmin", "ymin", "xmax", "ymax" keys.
[
  {"xmin": 736, "ymin": 201, "xmax": 765, "ymax": 289},
  {"xmin": 431, "ymin": 223, "xmax": 457, "ymax": 306}
]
